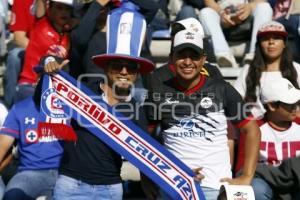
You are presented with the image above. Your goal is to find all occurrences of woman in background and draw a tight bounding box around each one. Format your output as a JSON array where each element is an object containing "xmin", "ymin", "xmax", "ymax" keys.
[{"xmin": 234, "ymin": 20, "xmax": 300, "ymax": 118}]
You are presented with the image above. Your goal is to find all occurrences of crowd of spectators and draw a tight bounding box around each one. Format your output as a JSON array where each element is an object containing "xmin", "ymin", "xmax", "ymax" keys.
[{"xmin": 0, "ymin": 0, "xmax": 299, "ymax": 200}]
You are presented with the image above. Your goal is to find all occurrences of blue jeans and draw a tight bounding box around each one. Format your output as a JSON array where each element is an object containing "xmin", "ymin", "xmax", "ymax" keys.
[
  {"xmin": 199, "ymin": 2, "xmax": 272, "ymax": 54},
  {"xmin": 3, "ymin": 169, "xmax": 58, "ymax": 200},
  {"xmin": 0, "ymin": 176, "xmax": 5, "ymax": 200},
  {"xmin": 14, "ymin": 84, "xmax": 35, "ymax": 104},
  {"xmin": 176, "ymin": 4, "xmax": 198, "ymax": 21},
  {"xmin": 53, "ymin": 175, "xmax": 123, "ymax": 200},
  {"xmin": 251, "ymin": 178, "xmax": 273, "ymax": 200},
  {"xmin": 276, "ymin": 14, "xmax": 300, "ymax": 62},
  {"xmin": 4, "ymin": 47, "xmax": 24, "ymax": 108},
  {"xmin": 158, "ymin": 186, "xmax": 219, "ymax": 200}
]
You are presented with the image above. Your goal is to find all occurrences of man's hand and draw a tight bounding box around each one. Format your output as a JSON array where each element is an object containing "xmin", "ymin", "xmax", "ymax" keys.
[
  {"xmin": 220, "ymin": 174, "xmax": 252, "ymax": 185},
  {"xmin": 97, "ymin": 0, "xmax": 110, "ymax": 6},
  {"xmin": 193, "ymin": 167, "xmax": 205, "ymax": 182},
  {"xmin": 236, "ymin": 3, "xmax": 252, "ymax": 21},
  {"xmin": 44, "ymin": 59, "xmax": 69, "ymax": 74},
  {"xmin": 13, "ymin": 31, "xmax": 29, "ymax": 48},
  {"xmin": 140, "ymin": 174, "xmax": 159, "ymax": 200},
  {"xmin": 220, "ymin": 11, "xmax": 236, "ymax": 27}
]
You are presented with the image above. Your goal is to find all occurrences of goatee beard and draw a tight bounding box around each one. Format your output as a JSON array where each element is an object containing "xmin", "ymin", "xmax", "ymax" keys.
[{"xmin": 114, "ymin": 86, "xmax": 131, "ymax": 99}]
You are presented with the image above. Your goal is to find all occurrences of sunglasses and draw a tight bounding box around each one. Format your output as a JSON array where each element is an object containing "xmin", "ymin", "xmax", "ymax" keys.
[
  {"xmin": 276, "ymin": 101, "xmax": 300, "ymax": 112},
  {"xmin": 107, "ymin": 60, "xmax": 139, "ymax": 74}
]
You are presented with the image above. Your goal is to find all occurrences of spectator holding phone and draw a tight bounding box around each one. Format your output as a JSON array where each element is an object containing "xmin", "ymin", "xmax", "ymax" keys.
[{"xmin": 199, "ymin": 0, "xmax": 273, "ymax": 67}]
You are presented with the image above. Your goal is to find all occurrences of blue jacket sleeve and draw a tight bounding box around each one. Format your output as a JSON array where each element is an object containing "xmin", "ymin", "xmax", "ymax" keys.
[
  {"xmin": 71, "ymin": 1, "xmax": 104, "ymax": 51},
  {"xmin": 131, "ymin": 0, "xmax": 159, "ymax": 24}
]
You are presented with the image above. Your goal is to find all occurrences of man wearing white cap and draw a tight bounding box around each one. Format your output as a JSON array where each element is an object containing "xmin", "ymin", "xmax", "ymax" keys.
[
  {"xmin": 148, "ymin": 17, "xmax": 223, "ymax": 93},
  {"xmin": 144, "ymin": 29, "xmax": 260, "ymax": 200},
  {"xmin": 147, "ymin": 17, "xmax": 240, "ymax": 192},
  {"xmin": 236, "ymin": 77, "xmax": 300, "ymax": 200}
]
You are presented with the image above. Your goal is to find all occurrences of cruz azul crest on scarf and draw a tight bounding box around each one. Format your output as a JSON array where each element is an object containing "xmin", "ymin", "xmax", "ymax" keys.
[
  {"xmin": 37, "ymin": 75, "xmax": 77, "ymax": 142},
  {"xmin": 41, "ymin": 88, "xmax": 69, "ymax": 119}
]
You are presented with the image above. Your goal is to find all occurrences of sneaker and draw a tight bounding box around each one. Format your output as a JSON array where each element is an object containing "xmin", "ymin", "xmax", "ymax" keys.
[
  {"xmin": 243, "ymin": 53, "xmax": 254, "ymax": 64},
  {"xmin": 216, "ymin": 53, "xmax": 239, "ymax": 68}
]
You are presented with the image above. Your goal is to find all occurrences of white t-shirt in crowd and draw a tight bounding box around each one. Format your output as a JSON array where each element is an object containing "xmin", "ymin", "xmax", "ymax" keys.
[
  {"xmin": 259, "ymin": 121, "xmax": 300, "ymax": 166},
  {"xmin": 234, "ymin": 62, "xmax": 300, "ymax": 118}
]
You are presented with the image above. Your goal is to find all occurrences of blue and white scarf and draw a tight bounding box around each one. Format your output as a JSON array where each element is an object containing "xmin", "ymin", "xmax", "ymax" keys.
[{"xmin": 40, "ymin": 71, "xmax": 206, "ymax": 200}]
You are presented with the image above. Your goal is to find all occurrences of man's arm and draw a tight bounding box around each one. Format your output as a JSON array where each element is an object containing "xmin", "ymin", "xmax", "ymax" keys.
[
  {"xmin": 0, "ymin": 152, "xmax": 13, "ymax": 172},
  {"xmin": 35, "ymin": 0, "xmax": 46, "ymax": 19},
  {"xmin": 13, "ymin": 31, "xmax": 29, "ymax": 48},
  {"xmin": 131, "ymin": 0, "xmax": 159, "ymax": 24},
  {"xmin": 0, "ymin": 135, "xmax": 15, "ymax": 164},
  {"xmin": 71, "ymin": 0, "xmax": 109, "ymax": 51},
  {"xmin": 237, "ymin": 120, "xmax": 260, "ymax": 183},
  {"xmin": 221, "ymin": 120, "xmax": 260, "ymax": 185},
  {"xmin": 222, "ymin": 82, "xmax": 261, "ymax": 184}
]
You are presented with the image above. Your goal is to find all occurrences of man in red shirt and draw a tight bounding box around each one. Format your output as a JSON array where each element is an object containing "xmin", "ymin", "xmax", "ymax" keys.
[
  {"xmin": 4, "ymin": 0, "xmax": 36, "ymax": 108},
  {"xmin": 14, "ymin": 0, "xmax": 73, "ymax": 103},
  {"xmin": 10, "ymin": 0, "xmax": 36, "ymax": 47}
]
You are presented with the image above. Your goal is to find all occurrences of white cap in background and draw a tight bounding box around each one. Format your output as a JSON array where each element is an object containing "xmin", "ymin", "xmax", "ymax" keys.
[
  {"xmin": 171, "ymin": 17, "xmax": 205, "ymax": 38},
  {"xmin": 261, "ymin": 77, "xmax": 300, "ymax": 104}
]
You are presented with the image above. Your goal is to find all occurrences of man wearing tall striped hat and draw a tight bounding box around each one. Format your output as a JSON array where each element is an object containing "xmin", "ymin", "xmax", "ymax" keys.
[{"xmin": 42, "ymin": 2, "xmax": 155, "ymax": 199}]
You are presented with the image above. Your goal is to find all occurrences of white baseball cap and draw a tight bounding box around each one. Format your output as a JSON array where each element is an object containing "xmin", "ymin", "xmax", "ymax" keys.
[
  {"xmin": 173, "ymin": 30, "xmax": 204, "ymax": 55},
  {"xmin": 261, "ymin": 77, "xmax": 300, "ymax": 104},
  {"xmin": 50, "ymin": 0, "xmax": 74, "ymax": 6},
  {"xmin": 171, "ymin": 17, "xmax": 205, "ymax": 38},
  {"xmin": 257, "ymin": 20, "xmax": 288, "ymax": 39}
]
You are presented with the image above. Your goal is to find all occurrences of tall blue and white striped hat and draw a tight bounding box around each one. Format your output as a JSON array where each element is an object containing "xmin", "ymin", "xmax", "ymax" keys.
[{"xmin": 92, "ymin": 1, "xmax": 155, "ymax": 74}]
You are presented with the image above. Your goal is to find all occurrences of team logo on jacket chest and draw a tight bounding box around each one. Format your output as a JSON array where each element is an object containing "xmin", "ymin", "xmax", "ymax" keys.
[{"xmin": 200, "ymin": 97, "xmax": 213, "ymax": 108}]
